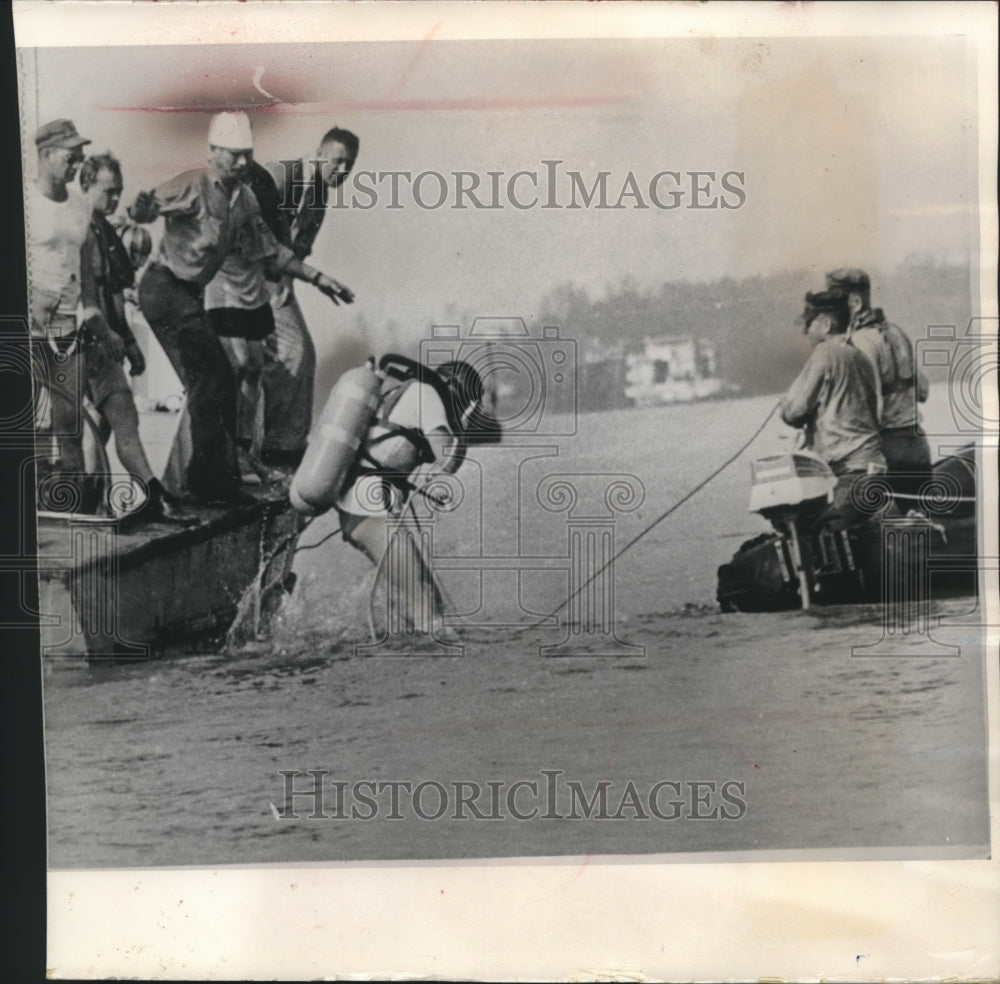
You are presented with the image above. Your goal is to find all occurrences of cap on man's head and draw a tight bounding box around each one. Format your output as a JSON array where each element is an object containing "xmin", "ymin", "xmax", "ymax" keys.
[
  {"xmin": 208, "ymin": 111, "xmax": 253, "ymax": 150},
  {"xmin": 35, "ymin": 118, "xmax": 91, "ymax": 152},
  {"xmin": 800, "ymin": 289, "xmax": 849, "ymax": 331},
  {"xmin": 825, "ymin": 267, "xmax": 871, "ymax": 293}
]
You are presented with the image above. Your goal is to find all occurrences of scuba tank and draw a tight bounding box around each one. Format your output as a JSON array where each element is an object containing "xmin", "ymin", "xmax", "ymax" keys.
[
  {"xmin": 289, "ymin": 353, "xmax": 483, "ymax": 517},
  {"xmin": 289, "ymin": 358, "xmax": 382, "ymax": 516}
]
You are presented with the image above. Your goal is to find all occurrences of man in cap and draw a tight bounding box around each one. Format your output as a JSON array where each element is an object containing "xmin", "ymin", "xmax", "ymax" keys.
[
  {"xmin": 245, "ymin": 127, "xmax": 358, "ymax": 469},
  {"xmin": 780, "ymin": 289, "xmax": 886, "ymax": 531},
  {"xmin": 130, "ymin": 111, "xmax": 346, "ymax": 504},
  {"xmin": 826, "ymin": 267, "xmax": 931, "ymax": 498},
  {"xmin": 27, "ymin": 118, "xmax": 124, "ymax": 506}
]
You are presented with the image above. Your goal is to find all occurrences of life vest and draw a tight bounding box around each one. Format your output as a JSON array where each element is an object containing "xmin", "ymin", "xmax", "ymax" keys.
[
  {"xmin": 90, "ymin": 215, "xmax": 136, "ymax": 338},
  {"xmin": 849, "ymin": 308, "xmax": 916, "ymax": 393},
  {"xmin": 289, "ymin": 354, "xmax": 448, "ymax": 517},
  {"xmin": 879, "ymin": 318, "xmax": 917, "ymax": 393}
]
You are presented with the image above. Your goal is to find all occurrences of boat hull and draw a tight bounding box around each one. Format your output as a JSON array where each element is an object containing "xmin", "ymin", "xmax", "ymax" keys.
[
  {"xmin": 717, "ymin": 447, "xmax": 978, "ymax": 612},
  {"xmin": 38, "ymin": 487, "xmax": 301, "ymax": 658}
]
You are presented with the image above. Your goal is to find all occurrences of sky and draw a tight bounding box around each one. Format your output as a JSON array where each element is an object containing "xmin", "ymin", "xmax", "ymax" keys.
[{"xmin": 18, "ymin": 33, "xmax": 980, "ymax": 357}]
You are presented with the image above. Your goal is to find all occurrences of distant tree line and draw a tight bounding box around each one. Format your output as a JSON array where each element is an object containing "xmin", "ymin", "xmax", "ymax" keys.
[
  {"xmin": 536, "ymin": 256, "xmax": 972, "ymax": 396},
  {"xmin": 324, "ymin": 257, "xmax": 971, "ymax": 413}
]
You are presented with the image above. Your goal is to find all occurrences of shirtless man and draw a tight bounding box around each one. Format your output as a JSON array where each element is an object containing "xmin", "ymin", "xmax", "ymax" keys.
[{"xmin": 27, "ymin": 119, "xmax": 121, "ymax": 510}]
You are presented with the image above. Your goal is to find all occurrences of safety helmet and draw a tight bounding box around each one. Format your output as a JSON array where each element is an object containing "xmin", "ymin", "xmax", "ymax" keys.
[
  {"xmin": 435, "ymin": 360, "xmax": 483, "ymax": 433},
  {"xmin": 208, "ymin": 111, "xmax": 253, "ymax": 151}
]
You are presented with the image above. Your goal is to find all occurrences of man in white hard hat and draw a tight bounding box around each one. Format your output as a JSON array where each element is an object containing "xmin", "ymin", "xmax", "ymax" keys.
[
  {"xmin": 203, "ymin": 119, "xmax": 352, "ymax": 483},
  {"xmin": 130, "ymin": 111, "xmax": 345, "ymax": 504}
]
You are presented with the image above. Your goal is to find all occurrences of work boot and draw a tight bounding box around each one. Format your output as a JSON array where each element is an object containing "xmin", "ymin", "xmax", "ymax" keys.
[
  {"xmin": 122, "ymin": 478, "xmax": 199, "ymax": 528},
  {"xmin": 149, "ymin": 479, "xmax": 200, "ymax": 524},
  {"xmin": 238, "ymin": 446, "xmax": 285, "ymax": 485}
]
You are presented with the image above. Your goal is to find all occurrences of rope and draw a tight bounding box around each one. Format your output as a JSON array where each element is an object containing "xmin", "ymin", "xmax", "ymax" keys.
[
  {"xmin": 890, "ymin": 492, "xmax": 976, "ymax": 503},
  {"xmin": 526, "ymin": 400, "xmax": 782, "ymax": 630},
  {"xmin": 294, "ymin": 523, "xmax": 341, "ymax": 553},
  {"xmin": 284, "ymin": 400, "xmax": 781, "ymax": 639}
]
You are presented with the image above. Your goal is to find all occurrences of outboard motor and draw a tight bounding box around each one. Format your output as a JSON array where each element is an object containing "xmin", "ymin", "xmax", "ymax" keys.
[
  {"xmin": 718, "ymin": 447, "xmax": 975, "ymax": 613},
  {"xmin": 718, "ymin": 451, "xmax": 837, "ymax": 612},
  {"xmin": 718, "ymin": 450, "xmax": 889, "ymax": 611}
]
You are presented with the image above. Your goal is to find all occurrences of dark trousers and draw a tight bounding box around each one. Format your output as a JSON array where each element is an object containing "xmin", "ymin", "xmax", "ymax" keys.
[
  {"xmin": 30, "ymin": 336, "xmax": 84, "ymax": 474},
  {"xmin": 260, "ymin": 290, "xmax": 315, "ymax": 458},
  {"xmin": 138, "ymin": 263, "xmax": 239, "ymax": 497},
  {"xmin": 882, "ymin": 427, "xmax": 933, "ymax": 500},
  {"xmin": 815, "ymin": 471, "xmax": 888, "ymax": 533}
]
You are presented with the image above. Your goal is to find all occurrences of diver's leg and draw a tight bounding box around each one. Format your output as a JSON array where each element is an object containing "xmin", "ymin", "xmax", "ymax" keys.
[{"xmin": 344, "ymin": 514, "xmax": 441, "ymax": 634}]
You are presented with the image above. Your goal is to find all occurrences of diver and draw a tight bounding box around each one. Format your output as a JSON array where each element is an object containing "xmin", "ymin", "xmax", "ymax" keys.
[{"xmin": 291, "ymin": 356, "xmax": 485, "ymax": 639}]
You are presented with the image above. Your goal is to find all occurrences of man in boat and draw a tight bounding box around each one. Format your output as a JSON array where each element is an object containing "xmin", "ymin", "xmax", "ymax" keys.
[
  {"xmin": 243, "ymin": 127, "xmax": 358, "ymax": 470},
  {"xmin": 780, "ymin": 289, "xmax": 887, "ymax": 531},
  {"xmin": 129, "ymin": 112, "xmax": 348, "ymax": 505},
  {"xmin": 27, "ymin": 119, "xmax": 127, "ymax": 511},
  {"xmin": 825, "ymin": 267, "xmax": 932, "ymax": 500},
  {"xmin": 78, "ymin": 153, "xmax": 193, "ymax": 523},
  {"xmin": 335, "ymin": 359, "xmax": 482, "ymax": 637}
]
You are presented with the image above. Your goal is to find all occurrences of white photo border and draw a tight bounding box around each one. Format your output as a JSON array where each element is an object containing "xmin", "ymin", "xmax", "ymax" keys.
[{"xmin": 15, "ymin": 1, "xmax": 998, "ymax": 980}]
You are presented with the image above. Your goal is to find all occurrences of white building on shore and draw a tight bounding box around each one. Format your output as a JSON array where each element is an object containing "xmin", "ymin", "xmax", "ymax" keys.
[{"xmin": 624, "ymin": 335, "xmax": 735, "ymax": 406}]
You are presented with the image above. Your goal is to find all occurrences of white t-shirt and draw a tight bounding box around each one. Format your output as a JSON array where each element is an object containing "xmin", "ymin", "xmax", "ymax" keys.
[
  {"xmin": 26, "ymin": 182, "xmax": 91, "ymax": 335},
  {"xmin": 338, "ymin": 382, "xmax": 452, "ymax": 517}
]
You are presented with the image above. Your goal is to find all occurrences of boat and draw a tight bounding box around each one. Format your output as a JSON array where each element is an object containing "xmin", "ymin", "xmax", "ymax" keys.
[
  {"xmin": 716, "ymin": 445, "xmax": 978, "ymax": 612},
  {"xmin": 625, "ymin": 335, "xmax": 739, "ymax": 407},
  {"xmin": 37, "ymin": 483, "xmax": 302, "ymax": 659}
]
